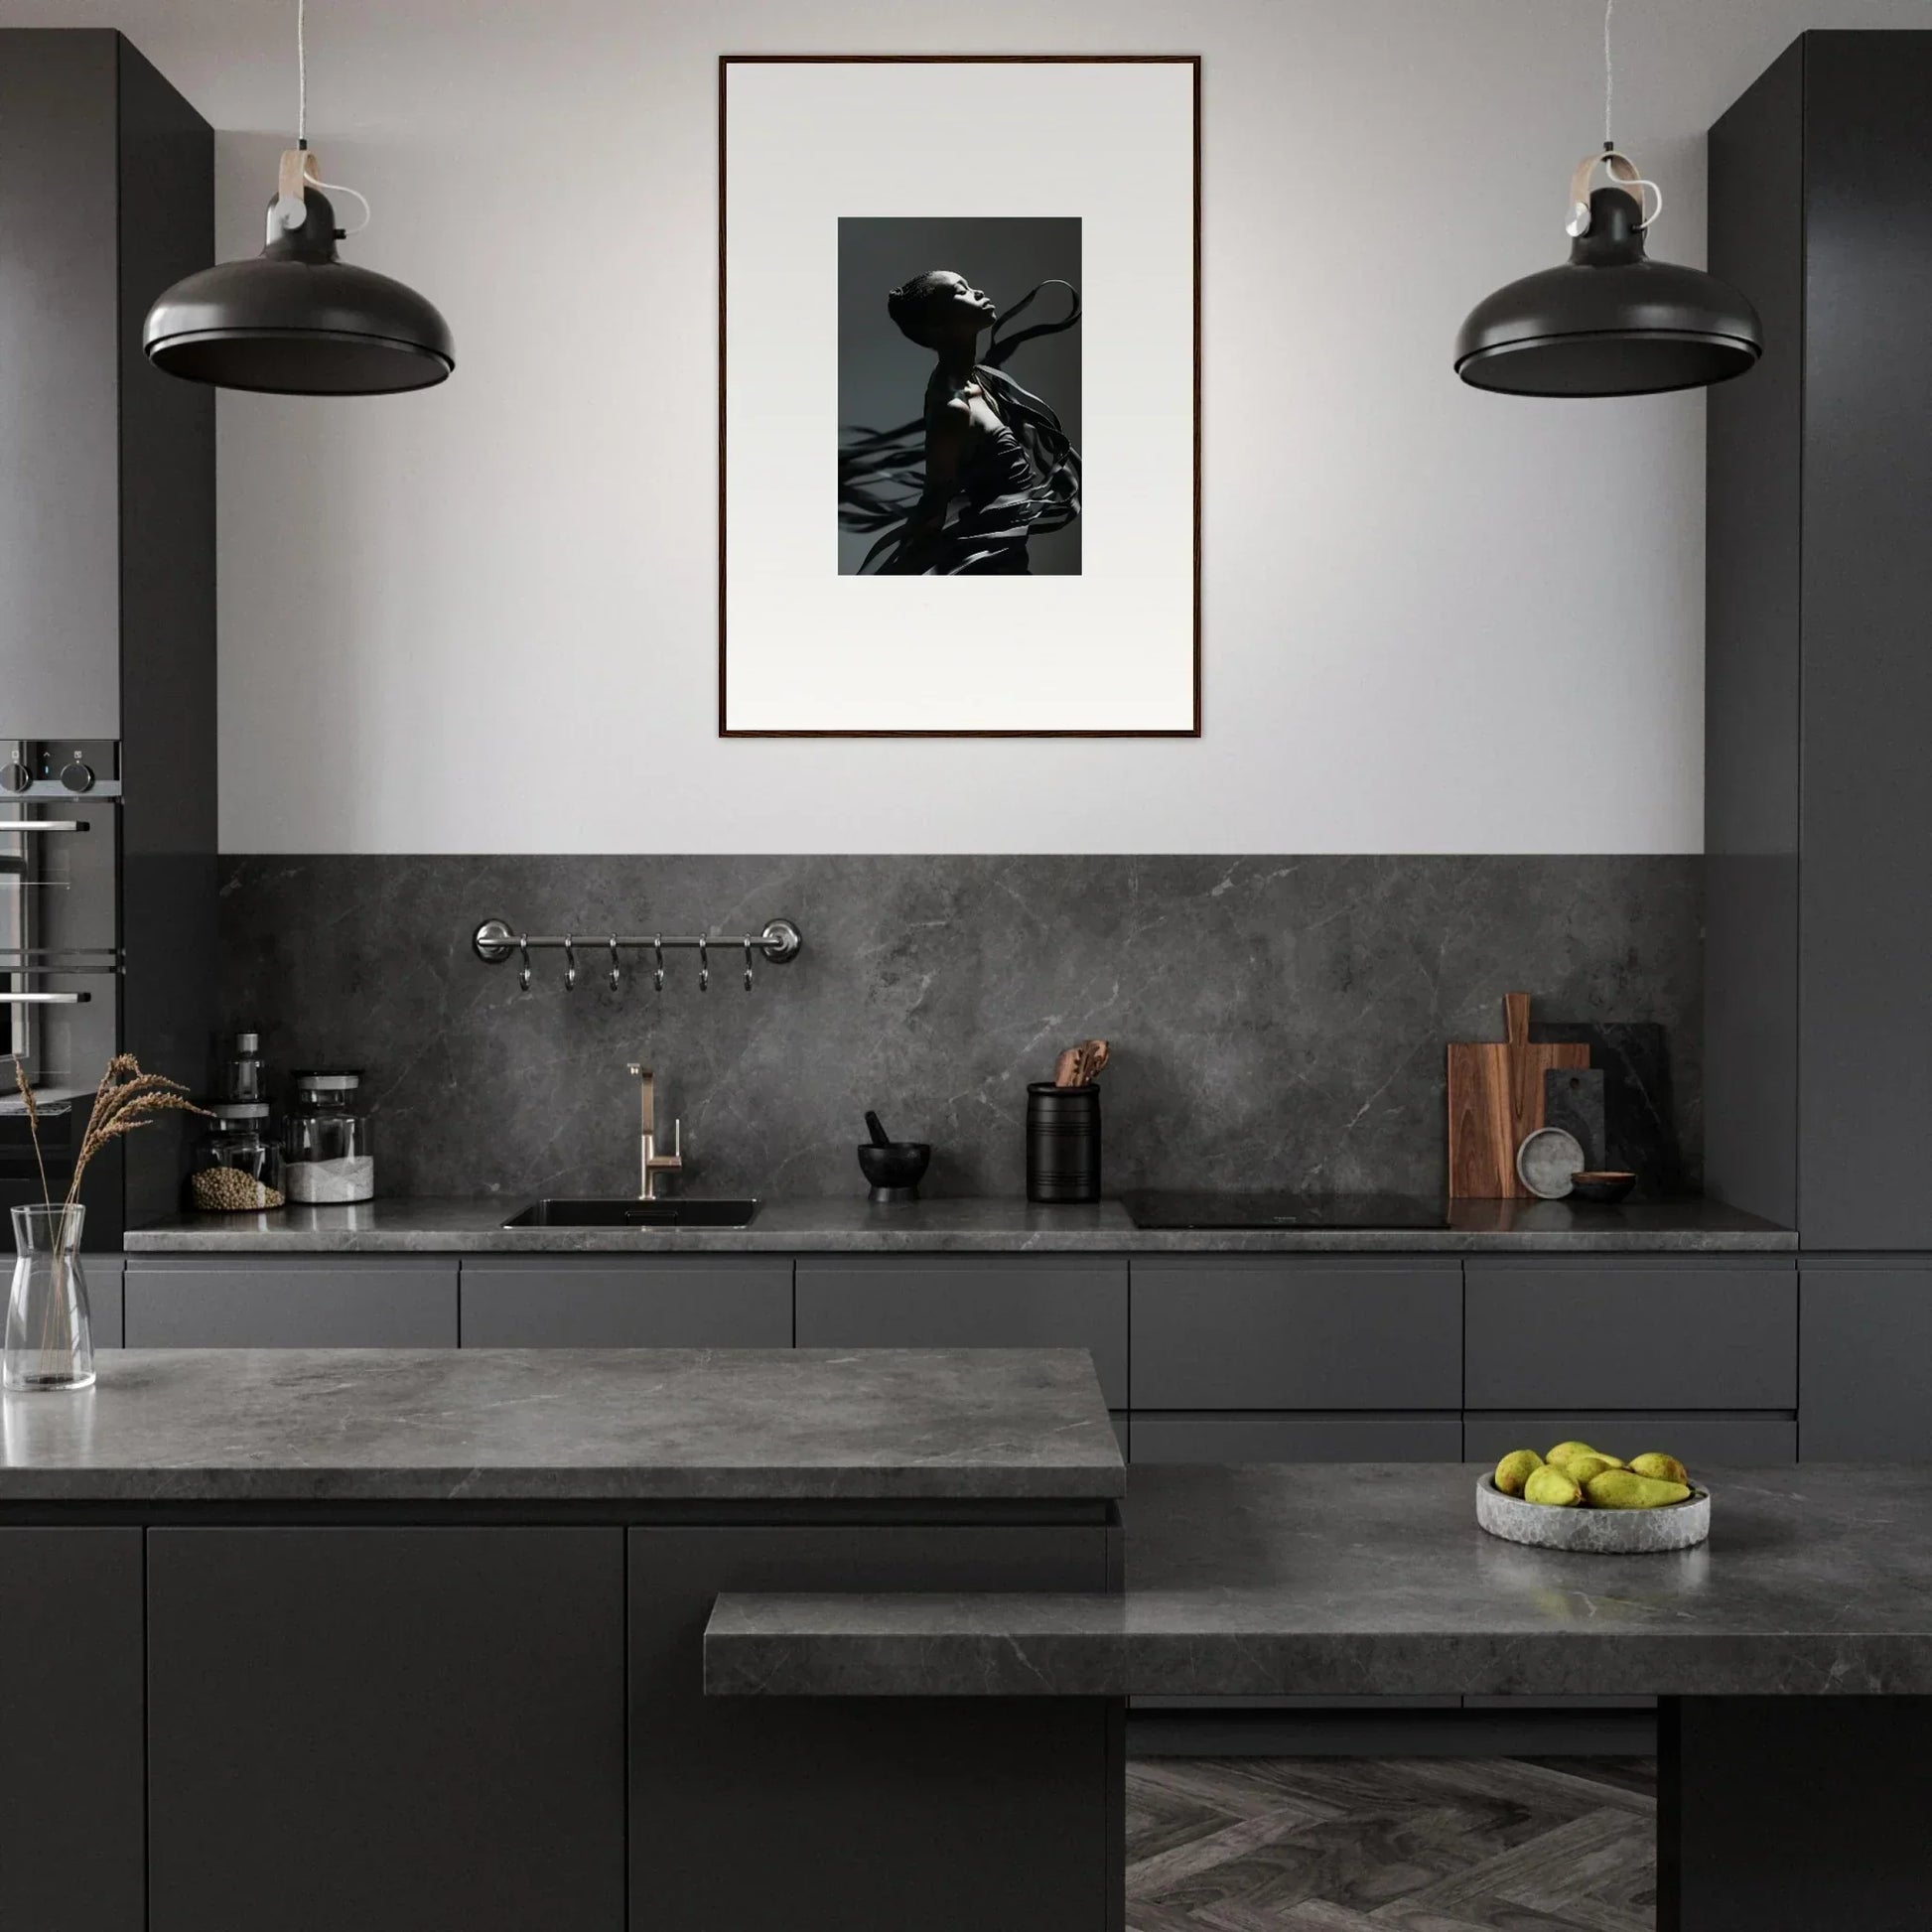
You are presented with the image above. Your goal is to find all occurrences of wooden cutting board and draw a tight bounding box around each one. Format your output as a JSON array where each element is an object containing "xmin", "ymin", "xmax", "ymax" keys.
[{"xmin": 1447, "ymin": 993, "xmax": 1589, "ymax": 1198}]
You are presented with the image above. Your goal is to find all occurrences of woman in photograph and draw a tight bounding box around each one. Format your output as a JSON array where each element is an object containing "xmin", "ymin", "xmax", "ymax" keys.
[{"xmin": 839, "ymin": 272, "xmax": 1080, "ymax": 576}]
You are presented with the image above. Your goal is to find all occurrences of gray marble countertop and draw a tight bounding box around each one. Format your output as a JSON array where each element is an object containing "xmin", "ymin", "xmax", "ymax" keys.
[
  {"xmin": 122, "ymin": 1194, "xmax": 1795, "ymax": 1254},
  {"xmin": 0, "ymin": 1347, "xmax": 1123, "ymax": 1504},
  {"xmin": 706, "ymin": 1460, "xmax": 1932, "ymax": 1698}
]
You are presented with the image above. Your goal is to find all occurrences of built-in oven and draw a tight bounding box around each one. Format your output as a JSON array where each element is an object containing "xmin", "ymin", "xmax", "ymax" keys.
[{"xmin": 0, "ymin": 741, "xmax": 121, "ymax": 1208}]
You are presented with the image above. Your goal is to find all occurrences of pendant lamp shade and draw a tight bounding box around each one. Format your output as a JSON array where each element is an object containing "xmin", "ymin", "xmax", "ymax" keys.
[
  {"xmin": 1455, "ymin": 185, "xmax": 1760, "ymax": 398},
  {"xmin": 144, "ymin": 183, "xmax": 454, "ymax": 395}
]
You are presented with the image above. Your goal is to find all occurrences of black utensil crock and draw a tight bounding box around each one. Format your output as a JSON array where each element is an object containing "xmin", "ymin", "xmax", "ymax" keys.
[{"xmin": 1027, "ymin": 1082, "xmax": 1101, "ymax": 1204}]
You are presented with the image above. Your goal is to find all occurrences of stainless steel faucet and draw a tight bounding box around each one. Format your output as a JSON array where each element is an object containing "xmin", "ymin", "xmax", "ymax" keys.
[{"xmin": 625, "ymin": 1063, "xmax": 683, "ymax": 1199}]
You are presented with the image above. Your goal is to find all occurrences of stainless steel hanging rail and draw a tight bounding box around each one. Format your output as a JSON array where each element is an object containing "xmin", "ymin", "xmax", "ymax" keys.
[{"xmin": 471, "ymin": 916, "xmax": 802, "ymax": 994}]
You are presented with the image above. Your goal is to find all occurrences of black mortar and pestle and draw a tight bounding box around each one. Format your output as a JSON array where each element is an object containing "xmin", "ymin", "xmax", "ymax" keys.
[{"xmin": 859, "ymin": 1110, "xmax": 930, "ymax": 1204}]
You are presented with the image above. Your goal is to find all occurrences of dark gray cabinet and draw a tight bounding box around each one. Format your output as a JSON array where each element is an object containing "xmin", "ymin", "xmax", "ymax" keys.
[
  {"xmin": 1708, "ymin": 32, "xmax": 1932, "ymax": 1250},
  {"xmin": 795, "ymin": 1257, "xmax": 1128, "ymax": 1408},
  {"xmin": 0, "ymin": 31, "xmax": 209, "ymax": 734},
  {"xmin": 1800, "ymin": 1264, "xmax": 1932, "ymax": 1459},
  {"xmin": 1131, "ymin": 1258, "xmax": 1461, "ymax": 1411},
  {"xmin": 0, "ymin": 1529, "xmax": 144, "ymax": 1932},
  {"xmin": 1464, "ymin": 1260, "xmax": 1796, "ymax": 1411},
  {"xmin": 100, "ymin": 1245, "xmax": 1833, "ymax": 1463},
  {"xmin": 147, "ymin": 1527, "xmax": 625, "ymax": 1932},
  {"xmin": 460, "ymin": 1256, "xmax": 791, "ymax": 1348},
  {"xmin": 1462, "ymin": 1413, "xmax": 1797, "ymax": 1467},
  {"xmin": 0, "ymin": 31, "xmax": 215, "ymax": 1242},
  {"xmin": 628, "ymin": 1524, "xmax": 1115, "ymax": 1932},
  {"xmin": 125, "ymin": 1256, "xmax": 458, "ymax": 1346},
  {"xmin": 86, "ymin": 1254, "xmax": 123, "ymax": 1348},
  {"xmin": 1132, "ymin": 1414, "xmax": 1461, "ymax": 1463}
]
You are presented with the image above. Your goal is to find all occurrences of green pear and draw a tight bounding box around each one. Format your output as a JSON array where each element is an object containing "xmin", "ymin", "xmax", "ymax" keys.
[
  {"xmin": 1494, "ymin": 1449, "xmax": 1543, "ymax": 1496},
  {"xmin": 1585, "ymin": 1469, "xmax": 1693, "ymax": 1510},
  {"xmin": 1629, "ymin": 1452, "xmax": 1690, "ymax": 1486},
  {"xmin": 1524, "ymin": 1465, "xmax": 1585, "ymax": 1507}
]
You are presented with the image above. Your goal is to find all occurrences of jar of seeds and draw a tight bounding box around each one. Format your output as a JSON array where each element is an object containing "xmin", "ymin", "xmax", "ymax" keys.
[{"xmin": 189, "ymin": 1103, "xmax": 286, "ymax": 1211}]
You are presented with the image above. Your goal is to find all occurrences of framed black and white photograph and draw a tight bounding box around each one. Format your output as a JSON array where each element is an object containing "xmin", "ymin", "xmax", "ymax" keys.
[{"xmin": 719, "ymin": 56, "xmax": 1199, "ymax": 737}]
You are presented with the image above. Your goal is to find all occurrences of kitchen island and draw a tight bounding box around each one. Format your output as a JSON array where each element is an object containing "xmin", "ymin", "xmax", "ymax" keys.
[
  {"xmin": 0, "ymin": 1346, "xmax": 1124, "ymax": 1932},
  {"xmin": 713, "ymin": 1460, "xmax": 1932, "ymax": 1932}
]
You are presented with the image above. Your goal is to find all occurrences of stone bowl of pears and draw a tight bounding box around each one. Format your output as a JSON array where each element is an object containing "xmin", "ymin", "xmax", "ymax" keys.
[{"xmin": 1476, "ymin": 1441, "xmax": 1710, "ymax": 1553}]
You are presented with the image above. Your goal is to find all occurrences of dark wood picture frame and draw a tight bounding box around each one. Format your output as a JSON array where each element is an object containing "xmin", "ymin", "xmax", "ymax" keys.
[{"xmin": 718, "ymin": 53, "xmax": 1202, "ymax": 739}]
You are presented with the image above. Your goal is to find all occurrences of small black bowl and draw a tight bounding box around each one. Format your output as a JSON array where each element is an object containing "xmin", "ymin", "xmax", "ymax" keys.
[
  {"xmin": 1568, "ymin": 1171, "xmax": 1637, "ymax": 1204},
  {"xmin": 858, "ymin": 1141, "xmax": 930, "ymax": 1203}
]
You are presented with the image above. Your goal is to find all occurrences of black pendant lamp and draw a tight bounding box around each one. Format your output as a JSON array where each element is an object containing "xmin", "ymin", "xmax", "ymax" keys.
[
  {"xmin": 1454, "ymin": 1, "xmax": 1759, "ymax": 398},
  {"xmin": 143, "ymin": 1, "xmax": 453, "ymax": 395}
]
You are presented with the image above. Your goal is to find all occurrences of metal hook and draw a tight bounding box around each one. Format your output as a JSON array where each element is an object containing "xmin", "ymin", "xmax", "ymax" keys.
[
  {"xmin": 743, "ymin": 938, "xmax": 755, "ymax": 993},
  {"xmin": 608, "ymin": 936, "xmax": 621, "ymax": 992},
  {"xmin": 652, "ymin": 936, "xmax": 665, "ymax": 994},
  {"xmin": 517, "ymin": 933, "xmax": 532, "ymax": 994},
  {"xmin": 697, "ymin": 936, "xmax": 709, "ymax": 994},
  {"xmin": 562, "ymin": 935, "xmax": 578, "ymax": 992}
]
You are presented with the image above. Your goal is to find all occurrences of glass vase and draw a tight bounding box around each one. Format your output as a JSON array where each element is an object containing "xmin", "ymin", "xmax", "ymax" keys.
[{"xmin": 6, "ymin": 1204, "xmax": 95, "ymax": 1393}]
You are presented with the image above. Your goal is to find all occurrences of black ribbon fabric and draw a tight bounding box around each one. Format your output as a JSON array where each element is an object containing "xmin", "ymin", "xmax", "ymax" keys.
[{"xmin": 838, "ymin": 280, "xmax": 1082, "ymax": 576}]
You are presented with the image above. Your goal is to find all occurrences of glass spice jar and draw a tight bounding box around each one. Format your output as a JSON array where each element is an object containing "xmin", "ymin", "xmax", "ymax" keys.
[
  {"xmin": 283, "ymin": 1069, "xmax": 375, "ymax": 1204},
  {"xmin": 211, "ymin": 1029, "xmax": 267, "ymax": 1103},
  {"xmin": 189, "ymin": 1103, "xmax": 286, "ymax": 1212}
]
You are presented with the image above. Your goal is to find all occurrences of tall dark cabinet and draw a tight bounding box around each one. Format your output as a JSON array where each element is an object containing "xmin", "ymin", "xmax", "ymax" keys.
[
  {"xmin": 1707, "ymin": 30, "xmax": 1932, "ymax": 1248},
  {"xmin": 0, "ymin": 32, "xmax": 215, "ymax": 1242},
  {"xmin": 1707, "ymin": 31, "xmax": 1932, "ymax": 1455}
]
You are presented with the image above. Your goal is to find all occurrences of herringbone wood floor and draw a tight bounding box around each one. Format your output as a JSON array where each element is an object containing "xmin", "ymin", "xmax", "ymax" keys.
[{"xmin": 1126, "ymin": 1756, "xmax": 1657, "ymax": 1931}]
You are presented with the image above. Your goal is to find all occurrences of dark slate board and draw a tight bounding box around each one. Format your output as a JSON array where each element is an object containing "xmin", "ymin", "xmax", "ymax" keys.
[
  {"xmin": 1531, "ymin": 1022, "xmax": 1685, "ymax": 1198},
  {"xmin": 1543, "ymin": 1066, "xmax": 1606, "ymax": 1173}
]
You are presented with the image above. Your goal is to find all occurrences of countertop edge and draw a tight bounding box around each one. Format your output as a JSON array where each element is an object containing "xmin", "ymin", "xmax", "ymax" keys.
[
  {"xmin": 701, "ymin": 1594, "xmax": 1932, "ymax": 1699},
  {"xmin": 120, "ymin": 1196, "xmax": 1800, "ymax": 1256}
]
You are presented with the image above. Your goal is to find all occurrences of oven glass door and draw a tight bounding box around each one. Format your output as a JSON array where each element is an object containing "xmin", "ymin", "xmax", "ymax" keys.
[{"xmin": 0, "ymin": 802, "xmax": 118, "ymax": 1092}]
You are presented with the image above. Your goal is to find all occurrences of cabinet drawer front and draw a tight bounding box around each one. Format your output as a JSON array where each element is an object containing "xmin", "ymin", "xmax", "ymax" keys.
[
  {"xmin": 1462, "ymin": 1412, "xmax": 1796, "ymax": 1466},
  {"xmin": 87, "ymin": 1255, "xmax": 123, "ymax": 1348},
  {"xmin": 125, "ymin": 1260, "xmax": 458, "ymax": 1348},
  {"xmin": 1800, "ymin": 1265, "xmax": 1932, "ymax": 1458},
  {"xmin": 794, "ymin": 1258, "xmax": 1127, "ymax": 1408},
  {"xmin": 1131, "ymin": 1260, "xmax": 1461, "ymax": 1411},
  {"xmin": 1131, "ymin": 1413, "xmax": 1463, "ymax": 1463},
  {"xmin": 460, "ymin": 1259, "xmax": 791, "ymax": 1348},
  {"xmin": 0, "ymin": 1528, "xmax": 145, "ymax": 1930},
  {"xmin": 1464, "ymin": 1261, "xmax": 1795, "ymax": 1410},
  {"xmin": 150, "ymin": 1528, "xmax": 623, "ymax": 1932}
]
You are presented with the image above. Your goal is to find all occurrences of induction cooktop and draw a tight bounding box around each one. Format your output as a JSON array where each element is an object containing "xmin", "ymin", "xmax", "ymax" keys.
[{"xmin": 1120, "ymin": 1191, "xmax": 1449, "ymax": 1231}]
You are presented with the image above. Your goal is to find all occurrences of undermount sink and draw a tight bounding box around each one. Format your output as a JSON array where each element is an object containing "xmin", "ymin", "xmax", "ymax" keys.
[{"xmin": 501, "ymin": 1197, "xmax": 760, "ymax": 1229}]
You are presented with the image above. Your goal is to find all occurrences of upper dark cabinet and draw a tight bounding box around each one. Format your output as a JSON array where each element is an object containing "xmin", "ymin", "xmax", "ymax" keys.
[
  {"xmin": 0, "ymin": 31, "xmax": 211, "ymax": 739},
  {"xmin": 1706, "ymin": 32, "xmax": 1932, "ymax": 1250}
]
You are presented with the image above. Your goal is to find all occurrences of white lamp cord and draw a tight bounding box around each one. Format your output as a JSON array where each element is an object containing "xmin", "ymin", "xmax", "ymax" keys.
[
  {"xmin": 1603, "ymin": 0, "xmax": 1613, "ymax": 150},
  {"xmin": 1567, "ymin": 0, "xmax": 1661, "ymax": 233},
  {"xmin": 272, "ymin": 0, "xmax": 372, "ymax": 238}
]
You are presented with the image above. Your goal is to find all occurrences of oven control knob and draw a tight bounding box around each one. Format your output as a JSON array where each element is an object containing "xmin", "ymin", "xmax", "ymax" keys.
[
  {"xmin": 0, "ymin": 761, "xmax": 29, "ymax": 794},
  {"xmin": 60, "ymin": 759, "xmax": 94, "ymax": 794}
]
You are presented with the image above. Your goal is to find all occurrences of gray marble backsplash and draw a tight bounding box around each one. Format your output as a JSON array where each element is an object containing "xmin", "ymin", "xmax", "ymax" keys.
[{"xmin": 217, "ymin": 857, "xmax": 1702, "ymax": 1203}]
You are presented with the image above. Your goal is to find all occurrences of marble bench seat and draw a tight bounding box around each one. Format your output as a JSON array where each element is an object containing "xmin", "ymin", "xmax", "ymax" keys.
[{"xmin": 705, "ymin": 1460, "xmax": 1932, "ymax": 1698}]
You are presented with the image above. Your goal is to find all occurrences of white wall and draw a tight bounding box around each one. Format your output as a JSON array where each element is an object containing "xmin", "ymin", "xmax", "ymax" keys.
[{"xmin": 3, "ymin": 0, "xmax": 1917, "ymax": 854}]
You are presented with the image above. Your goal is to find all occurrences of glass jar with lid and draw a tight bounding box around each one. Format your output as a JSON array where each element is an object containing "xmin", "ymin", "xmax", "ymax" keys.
[
  {"xmin": 189, "ymin": 1103, "xmax": 286, "ymax": 1212},
  {"xmin": 211, "ymin": 1029, "xmax": 266, "ymax": 1103},
  {"xmin": 283, "ymin": 1069, "xmax": 375, "ymax": 1204}
]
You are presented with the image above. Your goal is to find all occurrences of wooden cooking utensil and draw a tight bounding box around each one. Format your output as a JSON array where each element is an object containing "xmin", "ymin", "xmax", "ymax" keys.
[{"xmin": 1447, "ymin": 993, "xmax": 1589, "ymax": 1198}]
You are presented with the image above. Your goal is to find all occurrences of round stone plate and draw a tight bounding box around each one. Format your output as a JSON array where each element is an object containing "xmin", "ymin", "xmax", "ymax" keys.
[
  {"xmin": 1516, "ymin": 1126, "xmax": 1586, "ymax": 1199},
  {"xmin": 1476, "ymin": 1474, "xmax": 1711, "ymax": 1553}
]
